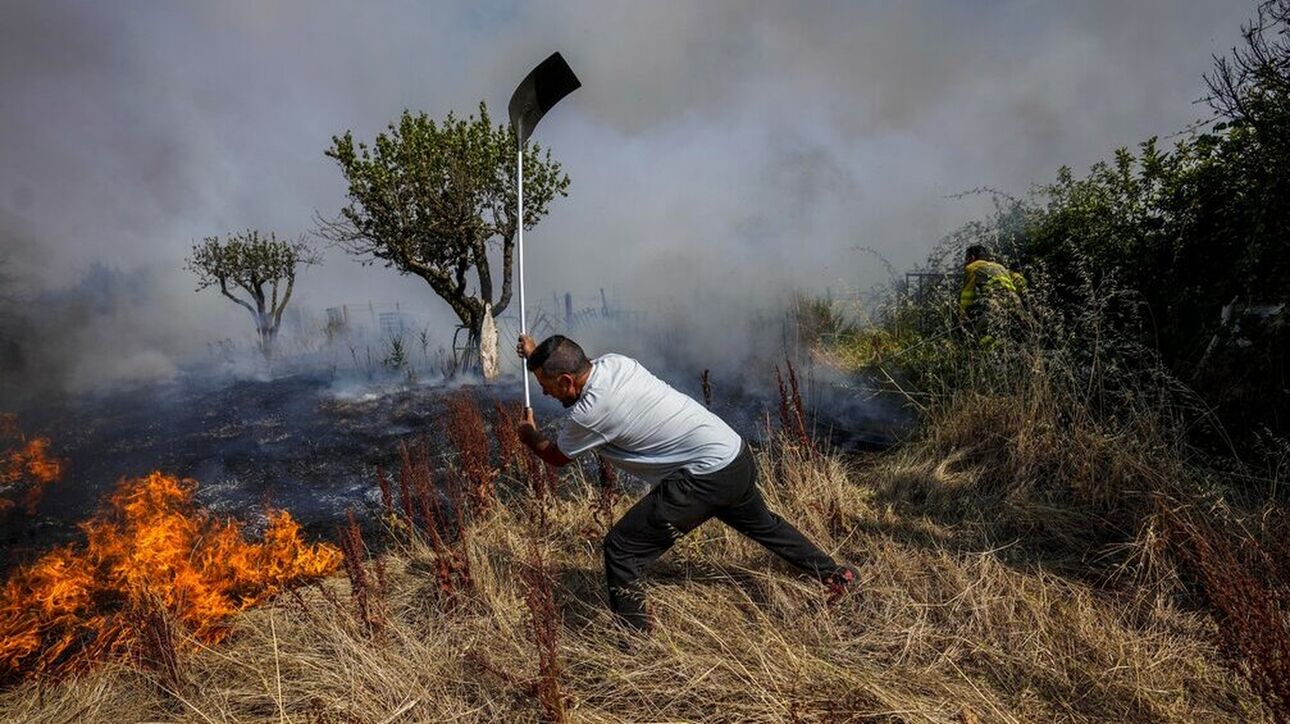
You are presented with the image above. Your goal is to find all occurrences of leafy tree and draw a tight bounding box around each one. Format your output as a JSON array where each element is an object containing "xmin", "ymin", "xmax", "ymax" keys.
[
  {"xmin": 186, "ymin": 230, "xmax": 319, "ymax": 360},
  {"xmin": 1014, "ymin": 2, "xmax": 1289, "ymax": 356},
  {"xmin": 321, "ymin": 102, "xmax": 570, "ymax": 368}
]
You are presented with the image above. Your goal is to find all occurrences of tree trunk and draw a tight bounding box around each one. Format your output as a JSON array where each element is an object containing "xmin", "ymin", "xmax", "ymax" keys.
[
  {"xmin": 259, "ymin": 327, "xmax": 275, "ymax": 361},
  {"xmin": 258, "ymin": 312, "xmax": 276, "ymax": 362}
]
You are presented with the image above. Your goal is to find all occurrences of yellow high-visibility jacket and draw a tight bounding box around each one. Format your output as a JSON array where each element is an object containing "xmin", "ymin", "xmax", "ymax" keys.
[{"xmin": 959, "ymin": 260, "xmax": 1026, "ymax": 317}]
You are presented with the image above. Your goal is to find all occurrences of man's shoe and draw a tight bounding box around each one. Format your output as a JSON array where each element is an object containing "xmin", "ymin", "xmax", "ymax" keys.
[{"xmin": 824, "ymin": 565, "xmax": 860, "ymax": 605}]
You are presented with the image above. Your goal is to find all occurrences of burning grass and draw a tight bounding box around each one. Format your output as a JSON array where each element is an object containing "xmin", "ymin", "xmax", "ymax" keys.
[
  {"xmin": 0, "ymin": 412, "xmax": 63, "ymax": 515},
  {"xmin": 0, "ymin": 471, "xmax": 341, "ymax": 684}
]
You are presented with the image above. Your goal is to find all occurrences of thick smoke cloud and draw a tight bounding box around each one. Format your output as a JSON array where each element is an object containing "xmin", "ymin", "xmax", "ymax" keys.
[{"xmin": 0, "ymin": 0, "xmax": 1250, "ymax": 393}]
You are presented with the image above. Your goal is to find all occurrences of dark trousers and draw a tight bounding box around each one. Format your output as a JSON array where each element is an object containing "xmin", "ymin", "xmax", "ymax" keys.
[{"xmin": 602, "ymin": 442, "xmax": 844, "ymax": 630}]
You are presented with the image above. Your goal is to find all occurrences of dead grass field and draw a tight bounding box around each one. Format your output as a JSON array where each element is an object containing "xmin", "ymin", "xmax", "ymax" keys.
[{"xmin": 0, "ymin": 414, "xmax": 1262, "ymax": 723}]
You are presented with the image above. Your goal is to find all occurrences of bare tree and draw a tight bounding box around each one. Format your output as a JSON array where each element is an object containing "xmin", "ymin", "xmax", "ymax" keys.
[
  {"xmin": 1206, "ymin": 0, "xmax": 1290, "ymax": 145},
  {"xmin": 186, "ymin": 230, "xmax": 319, "ymax": 360}
]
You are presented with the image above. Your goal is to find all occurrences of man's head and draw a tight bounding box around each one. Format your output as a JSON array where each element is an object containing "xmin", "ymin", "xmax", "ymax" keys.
[
  {"xmin": 527, "ymin": 335, "xmax": 592, "ymax": 407},
  {"xmin": 965, "ymin": 244, "xmax": 992, "ymax": 265}
]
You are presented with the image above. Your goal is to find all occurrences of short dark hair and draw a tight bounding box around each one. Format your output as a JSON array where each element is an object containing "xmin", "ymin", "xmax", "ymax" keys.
[
  {"xmin": 965, "ymin": 244, "xmax": 992, "ymax": 261},
  {"xmin": 527, "ymin": 335, "xmax": 591, "ymax": 376}
]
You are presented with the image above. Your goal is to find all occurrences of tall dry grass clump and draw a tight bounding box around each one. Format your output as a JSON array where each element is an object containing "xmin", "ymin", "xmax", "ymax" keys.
[
  {"xmin": 860, "ymin": 272, "xmax": 1198, "ymax": 566},
  {"xmin": 835, "ymin": 264, "xmax": 1290, "ymax": 719},
  {"xmin": 1161, "ymin": 503, "xmax": 1290, "ymax": 722}
]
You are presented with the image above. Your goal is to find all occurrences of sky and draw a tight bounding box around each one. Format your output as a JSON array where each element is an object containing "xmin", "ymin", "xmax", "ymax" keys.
[{"xmin": 0, "ymin": 0, "xmax": 1255, "ymax": 390}]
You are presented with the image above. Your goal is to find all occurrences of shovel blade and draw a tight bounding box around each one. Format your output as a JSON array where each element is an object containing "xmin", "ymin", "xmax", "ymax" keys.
[{"xmin": 508, "ymin": 52, "xmax": 581, "ymax": 144}]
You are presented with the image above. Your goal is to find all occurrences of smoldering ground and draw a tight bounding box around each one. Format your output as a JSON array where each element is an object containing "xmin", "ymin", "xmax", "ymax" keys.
[{"xmin": 0, "ymin": 2, "xmax": 1253, "ymax": 551}]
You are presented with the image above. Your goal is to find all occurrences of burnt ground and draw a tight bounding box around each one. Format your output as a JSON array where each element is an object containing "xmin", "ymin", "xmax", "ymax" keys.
[{"xmin": 1, "ymin": 367, "xmax": 907, "ymax": 573}]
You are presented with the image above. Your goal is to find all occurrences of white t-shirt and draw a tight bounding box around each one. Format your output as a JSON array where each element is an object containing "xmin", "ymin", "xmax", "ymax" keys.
[{"xmin": 556, "ymin": 354, "xmax": 742, "ymax": 484}]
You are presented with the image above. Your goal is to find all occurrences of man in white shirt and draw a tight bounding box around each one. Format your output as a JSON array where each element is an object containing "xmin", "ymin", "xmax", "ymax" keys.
[{"xmin": 517, "ymin": 334, "xmax": 857, "ymax": 632}]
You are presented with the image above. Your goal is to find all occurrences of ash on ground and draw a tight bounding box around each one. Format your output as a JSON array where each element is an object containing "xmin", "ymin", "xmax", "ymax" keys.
[{"xmin": 1, "ymin": 366, "xmax": 907, "ymax": 572}]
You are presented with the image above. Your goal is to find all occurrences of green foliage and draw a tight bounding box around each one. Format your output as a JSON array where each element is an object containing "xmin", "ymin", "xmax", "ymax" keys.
[
  {"xmin": 187, "ymin": 230, "xmax": 314, "ymax": 293},
  {"xmin": 822, "ymin": 1, "xmax": 1288, "ymax": 444},
  {"xmin": 185, "ymin": 230, "xmax": 318, "ymax": 360},
  {"xmin": 792, "ymin": 293, "xmax": 856, "ymax": 344},
  {"xmin": 1018, "ymin": 128, "xmax": 1287, "ymax": 364},
  {"xmin": 382, "ymin": 335, "xmax": 408, "ymax": 372},
  {"xmin": 810, "ymin": 295, "xmax": 956, "ymax": 386},
  {"xmin": 322, "ymin": 102, "xmax": 570, "ymax": 337},
  {"xmin": 921, "ymin": 3, "xmax": 1289, "ymax": 442}
]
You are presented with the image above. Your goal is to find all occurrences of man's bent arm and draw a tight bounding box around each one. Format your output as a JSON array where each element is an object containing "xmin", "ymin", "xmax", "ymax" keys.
[
  {"xmin": 519, "ymin": 409, "xmax": 573, "ymax": 468},
  {"xmin": 529, "ymin": 434, "xmax": 573, "ymax": 468}
]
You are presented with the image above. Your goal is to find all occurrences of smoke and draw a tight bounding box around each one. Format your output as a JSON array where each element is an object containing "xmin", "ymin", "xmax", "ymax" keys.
[{"xmin": 0, "ymin": 0, "xmax": 1252, "ymax": 397}]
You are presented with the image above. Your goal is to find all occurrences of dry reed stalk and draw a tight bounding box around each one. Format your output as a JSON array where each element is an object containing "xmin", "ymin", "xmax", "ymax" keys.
[
  {"xmin": 785, "ymin": 359, "xmax": 815, "ymax": 457},
  {"xmin": 442, "ymin": 463, "xmax": 476, "ymax": 598},
  {"xmin": 370, "ymin": 554, "xmax": 387, "ymax": 598},
  {"xmin": 375, "ymin": 465, "xmax": 393, "ymax": 517},
  {"xmin": 312, "ymin": 579, "xmax": 346, "ymax": 618},
  {"xmin": 775, "ymin": 366, "xmax": 792, "ymax": 435},
  {"xmin": 1163, "ymin": 504, "xmax": 1290, "ymax": 722},
  {"xmin": 445, "ymin": 391, "xmax": 496, "ymax": 512},
  {"xmin": 512, "ymin": 427, "xmax": 565, "ymax": 722},
  {"xmin": 463, "ymin": 647, "xmax": 528, "ymax": 692},
  {"xmin": 396, "ymin": 442, "xmax": 416, "ymax": 527},
  {"xmin": 391, "ymin": 439, "xmax": 474, "ymax": 606},
  {"xmin": 775, "ymin": 360, "xmax": 816, "ymax": 458},
  {"xmin": 409, "ymin": 444, "xmax": 443, "ymax": 544},
  {"xmin": 337, "ymin": 508, "xmax": 380, "ymax": 633},
  {"xmin": 590, "ymin": 454, "xmax": 619, "ymax": 534},
  {"xmin": 520, "ymin": 440, "xmax": 557, "ymax": 511},
  {"xmin": 492, "ymin": 397, "xmax": 559, "ymax": 508},
  {"xmin": 520, "ymin": 537, "xmax": 566, "ymax": 723},
  {"xmin": 493, "ymin": 400, "xmax": 524, "ymax": 475}
]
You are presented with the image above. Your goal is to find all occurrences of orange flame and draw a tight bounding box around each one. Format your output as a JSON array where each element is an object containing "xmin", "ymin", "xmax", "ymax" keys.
[
  {"xmin": 0, "ymin": 413, "xmax": 63, "ymax": 514},
  {"xmin": 0, "ymin": 471, "xmax": 342, "ymax": 681}
]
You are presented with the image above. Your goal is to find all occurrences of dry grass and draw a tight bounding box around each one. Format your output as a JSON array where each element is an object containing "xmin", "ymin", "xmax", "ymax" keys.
[
  {"xmin": 1161, "ymin": 503, "xmax": 1290, "ymax": 723},
  {"xmin": 0, "ymin": 421, "xmax": 1261, "ymax": 723}
]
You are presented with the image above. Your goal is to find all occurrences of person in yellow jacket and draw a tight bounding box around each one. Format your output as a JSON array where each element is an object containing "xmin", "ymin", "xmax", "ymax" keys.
[{"xmin": 959, "ymin": 244, "xmax": 1026, "ymax": 343}]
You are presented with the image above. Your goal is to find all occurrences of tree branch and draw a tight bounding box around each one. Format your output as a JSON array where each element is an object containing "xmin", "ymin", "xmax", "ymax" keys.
[
  {"xmin": 475, "ymin": 236, "xmax": 493, "ymax": 308},
  {"xmin": 495, "ymin": 233, "xmax": 514, "ymax": 316},
  {"xmin": 218, "ymin": 278, "xmax": 260, "ymax": 323},
  {"xmin": 272, "ymin": 272, "xmax": 296, "ymax": 331}
]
